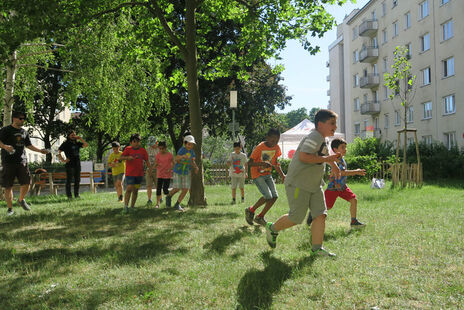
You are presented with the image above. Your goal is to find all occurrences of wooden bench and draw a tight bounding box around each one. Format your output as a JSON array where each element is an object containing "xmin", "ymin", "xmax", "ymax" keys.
[{"xmin": 32, "ymin": 171, "xmax": 105, "ymax": 195}]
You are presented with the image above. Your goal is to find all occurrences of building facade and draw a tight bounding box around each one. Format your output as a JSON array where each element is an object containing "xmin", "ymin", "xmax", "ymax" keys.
[{"xmin": 328, "ymin": 0, "xmax": 462, "ymax": 149}]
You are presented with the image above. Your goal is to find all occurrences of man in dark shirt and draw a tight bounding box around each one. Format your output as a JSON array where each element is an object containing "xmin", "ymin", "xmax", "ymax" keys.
[
  {"xmin": 58, "ymin": 130, "xmax": 88, "ymax": 199},
  {"xmin": 0, "ymin": 111, "xmax": 49, "ymax": 215}
]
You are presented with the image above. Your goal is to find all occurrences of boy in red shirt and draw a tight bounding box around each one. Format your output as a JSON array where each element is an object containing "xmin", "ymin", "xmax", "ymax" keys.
[
  {"xmin": 120, "ymin": 133, "xmax": 151, "ymax": 213},
  {"xmin": 244, "ymin": 128, "xmax": 285, "ymax": 226}
]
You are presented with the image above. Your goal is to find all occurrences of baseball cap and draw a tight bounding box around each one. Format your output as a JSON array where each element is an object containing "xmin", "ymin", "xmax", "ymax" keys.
[
  {"xmin": 147, "ymin": 136, "xmax": 157, "ymax": 146},
  {"xmin": 184, "ymin": 135, "xmax": 196, "ymax": 144}
]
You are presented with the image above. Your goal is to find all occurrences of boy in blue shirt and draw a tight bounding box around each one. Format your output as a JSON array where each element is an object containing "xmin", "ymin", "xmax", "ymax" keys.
[{"xmin": 165, "ymin": 135, "xmax": 199, "ymax": 211}]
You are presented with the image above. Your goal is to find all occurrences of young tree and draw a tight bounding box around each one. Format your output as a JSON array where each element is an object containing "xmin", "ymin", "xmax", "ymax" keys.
[{"xmin": 384, "ymin": 46, "xmax": 417, "ymax": 187}]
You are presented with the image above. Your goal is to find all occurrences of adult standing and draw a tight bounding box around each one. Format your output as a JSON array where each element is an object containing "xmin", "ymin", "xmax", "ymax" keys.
[
  {"xmin": 0, "ymin": 111, "xmax": 49, "ymax": 215},
  {"xmin": 58, "ymin": 130, "xmax": 88, "ymax": 199}
]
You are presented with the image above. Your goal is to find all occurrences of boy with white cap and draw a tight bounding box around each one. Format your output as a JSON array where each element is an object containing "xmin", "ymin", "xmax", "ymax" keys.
[
  {"xmin": 145, "ymin": 136, "xmax": 159, "ymax": 206},
  {"xmin": 165, "ymin": 135, "xmax": 199, "ymax": 211}
]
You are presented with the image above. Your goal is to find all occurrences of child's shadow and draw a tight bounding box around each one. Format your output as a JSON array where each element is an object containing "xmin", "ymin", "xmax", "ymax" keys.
[
  {"xmin": 236, "ymin": 252, "xmax": 315, "ymax": 310},
  {"xmin": 203, "ymin": 227, "xmax": 249, "ymax": 255}
]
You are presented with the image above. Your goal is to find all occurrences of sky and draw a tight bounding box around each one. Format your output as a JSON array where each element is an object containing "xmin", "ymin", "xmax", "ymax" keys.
[{"xmin": 274, "ymin": 0, "xmax": 370, "ymax": 113}]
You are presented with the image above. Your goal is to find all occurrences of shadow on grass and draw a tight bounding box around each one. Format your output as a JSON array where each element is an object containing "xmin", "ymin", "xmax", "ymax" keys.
[
  {"xmin": 203, "ymin": 227, "xmax": 249, "ymax": 255},
  {"xmin": 236, "ymin": 252, "xmax": 315, "ymax": 310}
]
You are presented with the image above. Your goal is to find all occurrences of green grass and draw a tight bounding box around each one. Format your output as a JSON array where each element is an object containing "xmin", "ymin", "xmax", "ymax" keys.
[{"xmin": 1, "ymin": 183, "xmax": 463, "ymax": 309}]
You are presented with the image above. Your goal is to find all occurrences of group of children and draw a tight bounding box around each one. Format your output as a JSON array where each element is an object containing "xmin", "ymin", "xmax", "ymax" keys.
[
  {"xmin": 108, "ymin": 133, "xmax": 198, "ymax": 213},
  {"xmin": 107, "ymin": 108, "xmax": 365, "ymax": 257}
]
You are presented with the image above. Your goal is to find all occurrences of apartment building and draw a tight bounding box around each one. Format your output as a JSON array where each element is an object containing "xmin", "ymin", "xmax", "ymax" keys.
[{"xmin": 328, "ymin": 0, "xmax": 462, "ymax": 149}]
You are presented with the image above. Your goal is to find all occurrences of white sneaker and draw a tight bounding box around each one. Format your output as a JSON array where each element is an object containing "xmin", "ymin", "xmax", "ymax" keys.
[
  {"xmin": 7, "ymin": 209, "xmax": 14, "ymax": 216},
  {"xmin": 311, "ymin": 247, "xmax": 336, "ymax": 257}
]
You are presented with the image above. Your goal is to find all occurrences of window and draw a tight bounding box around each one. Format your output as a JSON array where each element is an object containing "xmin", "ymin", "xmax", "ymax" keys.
[
  {"xmin": 407, "ymin": 106, "xmax": 414, "ymax": 123},
  {"xmin": 372, "ymin": 37, "xmax": 378, "ymax": 48},
  {"xmin": 420, "ymin": 33, "xmax": 430, "ymax": 51},
  {"xmin": 354, "ymin": 98, "xmax": 360, "ymax": 111},
  {"xmin": 373, "ymin": 90, "xmax": 379, "ymax": 102},
  {"xmin": 353, "ymin": 74, "xmax": 359, "ymax": 87},
  {"xmin": 422, "ymin": 67, "xmax": 431, "ymax": 85},
  {"xmin": 382, "ymin": 2, "xmax": 387, "ymax": 16},
  {"xmin": 352, "ymin": 27, "xmax": 358, "ymax": 40},
  {"xmin": 372, "ymin": 10, "xmax": 377, "ymax": 21},
  {"xmin": 405, "ymin": 12, "xmax": 411, "ymax": 29},
  {"xmin": 443, "ymin": 57, "xmax": 455, "ymax": 77},
  {"xmin": 353, "ymin": 50, "xmax": 359, "ymax": 63},
  {"xmin": 441, "ymin": 0, "xmax": 449, "ymax": 5},
  {"xmin": 373, "ymin": 64, "xmax": 378, "ymax": 75},
  {"xmin": 383, "ymin": 57, "xmax": 388, "ymax": 72},
  {"xmin": 363, "ymin": 93, "xmax": 368, "ymax": 104},
  {"xmin": 383, "ymin": 86, "xmax": 389, "ymax": 99},
  {"xmin": 423, "ymin": 101, "xmax": 432, "ymax": 119},
  {"xmin": 419, "ymin": 0, "xmax": 429, "ymax": 19},
  {"xmin": 422, "ymin": 135, "xmax": 432, "ymax": 145},
  {"xmin": 442, "ymin": 20, "xmax": 453, "ymax": 41},
  {"xmin": 395, "ymin": 110, "xmax": 401, "ymax": 125},
  {"xmin": 354, "ymin": 123, "xmax": 361, "ymax": 135},
  {"xmin": 444, "ymin": 132, "xmax": 456, "ymax": 150},
  {"xmin": 392, "ymin": 0, "xmax": 398, "ymax": 8},
  {"xmin": 444, "ymin": 94, "xmax": 455, "ymax": 114},
  {"xmin": 406, "ymin": 43, "xmax": 412, "ymax": 59},
  {"xmin": 392, "ymin": 21, "xmax": 398, "ymax": 37},
  {"xmin": 407, "ymin": 138, "xmax": 414, "ymax": 146},
  {"xmin": 384, "ymin": 113, "xmax": 389, "ymax": 129},
  {"xmin": 382, "ymin": 29, "xmax": 388, "ymax": 44}
]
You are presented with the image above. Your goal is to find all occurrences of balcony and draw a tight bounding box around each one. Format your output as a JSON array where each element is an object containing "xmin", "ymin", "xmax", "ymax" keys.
[
  {"xmin": 360, "ymin": 101, "xmax": 381, "ymax": 115},
  {"xmin": 326, "ymin": 61, "xmax": 330, "ymax": 68},
  {"xmin": 359, "ymin": 20, "xmax": 378, "ymax": 37},
  {"xmin": 327, "ymin": 89, "xmax": 331, "ymax": 96},
  {"xmin": 326, "ymin": 75, "xmax": 330, "ymax": 81},
  {"xmin": 360, "ymin": 47, "xmax": 379, "ymax": 63},
  {"xmin": 360, "ymin": 74, "xmax": 380, "ymax": 89},
  {"xmin": 374, "ymin": 128, "xmax": 382, "ymax": 138}
]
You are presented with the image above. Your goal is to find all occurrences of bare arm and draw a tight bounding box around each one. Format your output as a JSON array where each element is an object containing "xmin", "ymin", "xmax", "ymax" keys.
[
  {"xmin": 26, "ymin": 144, "xmax": 48, "ymax": 154},
  {"xmin": 342, "ymin": 169, "xmax": 366, "ymax": 176},
  {"xmin": 77, "ymin": 136, "xmax": 88, "ymax": 148},
  {"xmin": 0, "ymin": 140, "xmax": 14, "ymax": 153},
  {"xmin": 58, "ymin": 150, "xmax": 69, "ymax": 163}
]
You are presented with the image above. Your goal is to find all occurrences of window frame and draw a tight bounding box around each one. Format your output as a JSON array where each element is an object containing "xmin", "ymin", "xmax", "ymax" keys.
[{"xmin": 423, "ymin": 101, "xmax": 432, "ymax": 119}]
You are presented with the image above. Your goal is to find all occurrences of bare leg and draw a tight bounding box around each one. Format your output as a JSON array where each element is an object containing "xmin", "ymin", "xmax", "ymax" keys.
[
  {"xmin": 311, "ymin": 214, "xmax": 326, "ymax": 246},
  {"xmin": 4, "ymin": 187, "xmax": 13, "ymax": 209},
  {"xmin": 272, "ymin": 214, "xmax": 297, "ymax": 231},
  {"xmin": 240, "ymin": 187, "xmax": 245, "ymax": 199},
  {"xmin": 147, "ymin": 185, "xmax": 153, "ymax": 201},
  {"xmin": 231, "ymin": 188, "xmax": 236, "ymax": 200},
  {"xmin": 124, "ymin": 185, "xmax": 134, "ymax": 206},
  {"xmin": 156, "ymin": 195, "xmax": 162, "ymax": 206},
  {"xmin": 115, "ymin": 180, "xmax": 123, "ymax": 197},
  {"xmin": 130, "ymin": 189, "xmax": 138, "ymax": 207},
  {"xmin": 257, "ymin": 197, "xmax": 277, "ymax": 217},
  {"xmin": 250, "ymin": 196, "xmax": 266, "ymax": 212},
  {"xmin": 177, "ymin": 189, "xmax": 189, "ymax": 203},
  {"xmin": 19, "ymin": 184, "xmax": 29, "ymax": 201},
  {"xmin": 349, "ymin": 198, "xmax": 357, "ymax": 218},
  {"xmin": 169, "ymin": 188, "xmax": 180, "ymax": 198}
]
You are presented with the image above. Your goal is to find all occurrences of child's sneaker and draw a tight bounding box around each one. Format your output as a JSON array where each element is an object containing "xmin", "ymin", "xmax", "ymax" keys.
[
  {"xmin": 265, "ymin": 222, "xmax": 278, "ymax": 248},
  {"xmin": 253, "ymin": 216, "xmax": 267, "ymax": 226},
  {"xmin": 18, "ymin": 199, "xmax": 31, "ymax": 211},
  {"xmin": 174, "ymin": 202, "xmax": 184, "ymax": 212},
  {"xmin": 241, "ymin": 197, "xmax": 245, "ymax": 203},
  {"xmin": 7, "ymin": 209, "xmax": 14, "ymax": 216},
  {"xmin": 232, "ymin": 198, "xmax": 236, "ymax": 204},
  {"xmin": 311, "ymin": 247, "xmax": 336, "ymax": 257},
  {"xmin": 155, "ymin": 204, "xmax": 160, "ymax": 209},
  {"xmin": 165, "ymin": 195, "xmax": 172, "ymax": 208},
  {"xmin": 244, "ymin": 207, "xmax": 255, "ymax": 225},
  {"xmin": 123, "ymin": 206, "xmax": 129, "ymax": 214},
  {"xmin": 118, "ymin": 195, "xmax": 123, "ymax": 202},
  {"xmin": 350, "ymin": 219, "xmax": 366, "ymax": 229},
  {"xmin": 146, "ymin": 200, "xmax": 153, "ymax": 206}
]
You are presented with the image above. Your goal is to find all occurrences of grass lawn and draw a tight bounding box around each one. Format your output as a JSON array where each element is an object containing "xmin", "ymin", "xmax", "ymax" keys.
[{"xmin": 0, "ymin": 183, "xmax": 463, "ymax": 309}]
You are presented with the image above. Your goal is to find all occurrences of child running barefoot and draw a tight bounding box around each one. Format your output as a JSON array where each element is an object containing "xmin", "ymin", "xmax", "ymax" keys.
[
  {"xmin": 165, "ymin": 135, "xmax": 199, "ymax": 212},
  {"xmin": 324, "ymin": 138, "xmax": 366, "ymax": 229},
  {"xmin": 154, "ymin": 141, "xmax": 174, "ymax": 208},
  {"xmin": 264, "ymin": 109, "xmax": 341, "ymax": 257},
  {"xmin": 244, "ymin": 128, "xmax": 285, "ymax": 226}
]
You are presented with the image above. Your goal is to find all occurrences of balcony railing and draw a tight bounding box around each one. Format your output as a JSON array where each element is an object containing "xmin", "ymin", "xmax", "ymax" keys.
[
  {"xmin": 360, "ymin": 101, "xmax": 381, "ymax": 115},
  {"xmin": 359, "ymin": 20, "xmax": 378, "ymax": 37},
  {"xmin": 327, "ymin": 89, "xmax": 331, "ymax": 96},
  {"xmin": 326, "ymin": 75, "xmax": 330, "ymax": 82},
  {"xmin": 360, "ymin": 74, "xmax": 380, "ymax": 89},
  {"xmin": 360, "ymin": 47, "xmax": 379, "ymax": 63}
]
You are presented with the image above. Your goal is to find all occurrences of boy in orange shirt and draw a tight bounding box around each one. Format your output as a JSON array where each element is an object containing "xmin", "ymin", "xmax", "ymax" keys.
[{"xmin": 244, "ymin": 128, "xmax": 285, "ymax": 226}]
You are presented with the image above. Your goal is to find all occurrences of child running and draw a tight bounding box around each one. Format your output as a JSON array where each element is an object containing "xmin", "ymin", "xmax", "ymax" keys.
[
  {"xmin": 324, "ymin": 138, "xmax": 366, "ymax": 228},
  {"xmin": 119, "ymin": 133, "xmax": 151, "ymax": 214},
  {"xmin": 145, "ymin": 136, "xmax": 159, "ymax": 206},
  {"xmin": 227, "ymin": 142, "xmax": 248, "ymax": 204},
  {"xmin": 264, "ymin": 109, "xmax": 341, "ymax": 257},
  {"xmin": 244, "ymin": 128, "xmax": 285, "ymax": 226},
  {"xmin": 165, "ymin": 135, "xmax": 199, "ymax": 212},
  {"xmin": 154, "ymin": 141, "xmax": 174, "ymax": 208},
  {"xmin": 107, "ymin": 141, "xmax": 125, "ymax": 202}
]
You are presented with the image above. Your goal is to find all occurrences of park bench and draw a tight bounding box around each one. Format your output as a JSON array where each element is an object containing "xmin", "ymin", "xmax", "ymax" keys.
[{"xmin": 32, "ymin": 171, "xmax": 104, "ymax": 195}]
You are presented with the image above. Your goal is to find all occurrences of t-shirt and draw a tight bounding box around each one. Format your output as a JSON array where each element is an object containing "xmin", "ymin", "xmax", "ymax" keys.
[
  {"xmin": 147, "ymin": 146, "xmax": 159, "ymax": 166},
  {"xmin": 249, "ymin": 142, "xmax": 281, "ymax": 180},
  {"xmin": 284, "ymin": 129, "xmax": 329, "ymax": 192},
  {"xmin": 122, "ymin": 146, "xmax": 148, "ymax": 177},
  {"xmin": 107, "ymin": 152, "xmax": 125, "ymax": 176},
  {"xmin": 156, "ymin": 152, "xmax": 174, "ymax": 179},
  {"xmin": 59, "ymin": 139, "xmax": 84, "ymax": 167},
  {"xmin": 326, "ymin": 157, "xmax": 348, "ymax": 191},
  {"xmin": 173, "ymin": 147, "xmax": 196, "ymax": 176},
  {"xmin": 0, "ymin": 125, "xmax": 32, "ymax": 165},
  {"xmin": 228, "ymin": 152, "xmax": 248, "ymax": 178}
]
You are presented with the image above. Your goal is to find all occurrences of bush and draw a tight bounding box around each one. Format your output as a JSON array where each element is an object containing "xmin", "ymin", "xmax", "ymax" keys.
[{"xmin": 344, "ymin": 154, "xmax": 381, "ymax": 181}]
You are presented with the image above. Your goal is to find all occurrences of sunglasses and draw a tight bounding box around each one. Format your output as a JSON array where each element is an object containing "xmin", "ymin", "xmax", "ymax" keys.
[{"xmin": 18, "ymin": 117, "xmax": 25, "ymax": 120}]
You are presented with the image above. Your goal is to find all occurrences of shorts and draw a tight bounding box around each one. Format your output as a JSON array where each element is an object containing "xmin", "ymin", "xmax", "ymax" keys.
[
  {"xmin": 172, "ymin": 173, "xmax": 191, "ymax": 189},
  {"xmin": 286, "ymin": 184, "xmax": 327, "ymax": 224},
  {"xmin": 125, "ymin": 176, "xmax": 143, "ymax": 189},
  {"xmin": 146, "ymin": 169, "xmax": 157, "ymax": 187},
  {"xmin": 324, "ymin": 187, "xmax": 357, "ymax": 210},
  {"xmin": 1, "ymin": 163, "xmax": 31, "ymax": 187},
  {"xmin": 112, "ymin": 173, "xmax": 125, "ymax": 183},
  {"xmin": 253, "ymin": 174, "xmax": 278, "ymax": 200},
  {"xmin": 231, "ymin": 176, "xmax": 245, "ymax": 189}
]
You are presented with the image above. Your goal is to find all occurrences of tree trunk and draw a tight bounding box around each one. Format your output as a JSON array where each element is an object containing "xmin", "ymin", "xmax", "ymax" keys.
[
  {"xmin": 3, "ymin": 51, "xmax": 17, "ymax": 126},
  {"xmin": 402, "ymin": 107, "xmax": 407, "ymax": 187},
  {"xmin": 185, "ymin": 0, "xmax": 206, "ymax": 206},
  {"xmin": 44, "ymin": 133, "xmax": 52, "ymax": 164}
]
